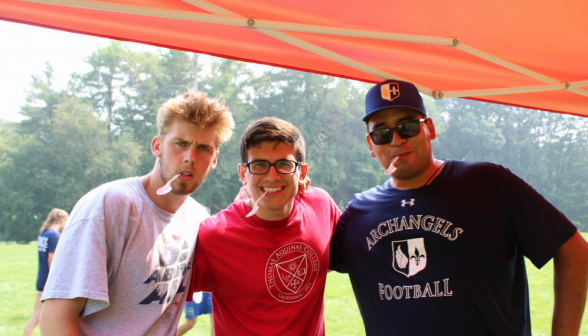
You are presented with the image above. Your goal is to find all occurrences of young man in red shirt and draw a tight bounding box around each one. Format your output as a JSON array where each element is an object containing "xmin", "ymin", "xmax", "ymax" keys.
[{"xmin": 188, "ymin": 117, "xmax": 341, "ymax": 336}]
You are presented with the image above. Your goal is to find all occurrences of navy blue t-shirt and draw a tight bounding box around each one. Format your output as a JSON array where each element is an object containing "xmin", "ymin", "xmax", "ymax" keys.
[
  {"xmin": 36, "ymin": 228, "xmax": 61, "ymax": 289},
  {"xmin": 330, "ymin": 160, "xmax": 577, "ymax": 336}
]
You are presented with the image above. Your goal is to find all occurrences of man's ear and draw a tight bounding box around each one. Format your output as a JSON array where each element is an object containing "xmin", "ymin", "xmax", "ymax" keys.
[
  {"xmin": 366, "ymin": 134, "xmax": 376, "ymax": 157},
  {"xmin": 425, "ymin": 118, "xmax": 437, "ymax": 140},
  {"xmin": 237, "ymin": 163, "xmax": 247, "ymax": 185},
  {"xmin": 211, "ymin": 150, "xmax": 219, "ymax": 169},
  {"xmin": 299, "ymin": 163, "xmax": 308, "ymax": 181},
  {"xmin": 152, "ymin": 136, "xmax": 162, "ymax": 157}
]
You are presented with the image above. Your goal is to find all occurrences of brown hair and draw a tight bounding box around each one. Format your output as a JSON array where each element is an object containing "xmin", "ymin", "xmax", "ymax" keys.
[
  {"xmin": 240, "ymin": 117, "xmax": 306, "ymax": 163},
  {"xmin": 157, "ymin": 89, "xmax": 235, "ymax": 146},
  {"xmin": 39, "ymin": 208, "xmax": 68, "ymax": 232}
]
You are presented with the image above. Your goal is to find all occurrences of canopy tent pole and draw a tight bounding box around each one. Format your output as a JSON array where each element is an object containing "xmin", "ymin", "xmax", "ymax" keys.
[
  {"xmin": 257, "ymin": 28, "xmax": 433, "ymax": 95},
  {"xmin": 183, "ymin": 0, "xmax": 237, "ymax": 16},
  {"xmin": 454, "ymin": 44, "xmax": 588, "ymax": 98},
  {"xmin": 436, "ymin": 80, "xmax": 588, "ymax": 99},
  {"xmin": 25, "ymin": 0, "xmax": 588, "ymax": 100},
  {"xmin": 184, "ymin": 0, "xmax": 435, "ymax": 95}
]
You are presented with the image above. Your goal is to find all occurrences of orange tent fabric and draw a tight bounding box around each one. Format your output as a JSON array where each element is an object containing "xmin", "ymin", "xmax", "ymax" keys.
[{"xmin": 2, "ymin": 0, "xmax": 587, "ymax": 116}]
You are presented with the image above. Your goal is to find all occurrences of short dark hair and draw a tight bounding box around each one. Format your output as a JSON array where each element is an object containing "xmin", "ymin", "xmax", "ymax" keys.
[{"xmin": 240, "ymin": 117, "xmax": 306, "ymax": 163}]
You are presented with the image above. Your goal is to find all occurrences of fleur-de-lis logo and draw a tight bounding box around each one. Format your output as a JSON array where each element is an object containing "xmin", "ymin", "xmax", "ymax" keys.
[
  {"xmin": 381, "ymin": 83, "xmax": 400, "ymax": 102},
  {"xmin": 410, "ymin": 247, "xmax": 426, "ymax": 266},
  {"xmin": 392, "ymin": 238, "xmax": 427, "ymax": 278}
]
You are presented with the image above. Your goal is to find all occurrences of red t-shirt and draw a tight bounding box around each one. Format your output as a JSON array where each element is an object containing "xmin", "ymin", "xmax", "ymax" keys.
[{"xmin": 188, "ymin": 187, "xmax": 341, "ymax": 336}]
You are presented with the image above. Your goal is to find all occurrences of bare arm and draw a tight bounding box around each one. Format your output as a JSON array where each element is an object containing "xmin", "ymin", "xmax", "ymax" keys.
[
  {"xmin": 40, "ymin": 298, "xmax": 88, "ymax": 336},
  {"xmin": 177, "ymin": 317, "xmax": 197, "ymax": 336},
  {"xmin": 552, "ymin": 231, "xmax": 588, "ymax": 336},
  {"xmin": 47, "ymin": 252, "xmax": 54, "ymax": 269}
]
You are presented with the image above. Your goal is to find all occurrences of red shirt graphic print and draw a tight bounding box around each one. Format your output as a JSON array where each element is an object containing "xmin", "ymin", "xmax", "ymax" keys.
[{"xmin": 189, "ymin": 187, "xmax": 340, "ymax": 336}]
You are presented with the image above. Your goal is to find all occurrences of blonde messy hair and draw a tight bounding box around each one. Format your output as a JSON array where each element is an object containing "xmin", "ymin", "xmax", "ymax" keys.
[
  {"xmin": 157, "ymin": 89, "xmax": 235, "ymax": 146},
  {"xmin": 39, "ymin": 208, "xmax": 68, "ymax": 232}
]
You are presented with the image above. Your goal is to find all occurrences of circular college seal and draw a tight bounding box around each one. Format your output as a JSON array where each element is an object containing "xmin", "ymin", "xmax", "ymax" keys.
[{"xmin": 265, "ymin": 242, "xmax": 319, "ymax": 303}]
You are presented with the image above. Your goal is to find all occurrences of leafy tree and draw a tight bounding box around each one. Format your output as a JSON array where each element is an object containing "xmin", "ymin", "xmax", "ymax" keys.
[
  {"xmin": 0, "ymin": 66, "xmax": 141, "ymax": 242},
  {"xmin": 75, "ymin": 44, "xmax": 195, "ymax": 174},
  {"xmin": 2, "ymin": 45, "xmax": 587, "ymax": 242},
  {"xmin": 252, "ymin": 70, "xmax": 383, "ymax": 209},
  {"xmin": 193, "ymin": 65, "xmax": 385, "ymax": 211},
  {"xmin": 75, "ymin": 41, "xmax": 133, "ymax": 133},
  {"xmin": 433, "ymin": 99, "xmax": 588, "ymax": 230},
  {"xmin": 192, "ymin": 58, "xmax": 265, "ymax": 211}
]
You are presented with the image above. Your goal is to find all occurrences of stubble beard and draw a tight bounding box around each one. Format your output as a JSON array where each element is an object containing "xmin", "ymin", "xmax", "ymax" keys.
[
  {"xmin": 392, "ymin": 156, "xmax": 433, "ymax": 182},
  {"xmin": 158, "ymin": 150, "xmax": 202, "ymax": 196}
]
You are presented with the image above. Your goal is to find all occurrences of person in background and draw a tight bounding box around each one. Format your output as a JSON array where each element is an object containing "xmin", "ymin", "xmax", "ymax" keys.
[
  {"xmin": 177, "ymin": 291, "xmax": 214, "ymax": 336},
  {"xmin": 23, "ymin": 208, "xmax": 68, "ymax": 336}
]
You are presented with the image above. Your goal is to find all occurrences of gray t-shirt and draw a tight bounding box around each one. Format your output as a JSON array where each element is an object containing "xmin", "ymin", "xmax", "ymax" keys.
[{"xmin": 42, "ymin": 177, "xmax": 208, "ymax": 336}]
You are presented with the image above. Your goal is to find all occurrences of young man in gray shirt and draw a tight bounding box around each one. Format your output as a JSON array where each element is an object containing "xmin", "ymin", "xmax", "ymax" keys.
[{"xmin": 39, "ymin": 89, "xmax": 235, "ymax": 336}]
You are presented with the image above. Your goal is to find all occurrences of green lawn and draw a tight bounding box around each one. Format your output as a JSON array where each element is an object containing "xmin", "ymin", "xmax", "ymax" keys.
[{"xmin": 1, "ymin": 234, "xmax": 587, "ymax": 335}]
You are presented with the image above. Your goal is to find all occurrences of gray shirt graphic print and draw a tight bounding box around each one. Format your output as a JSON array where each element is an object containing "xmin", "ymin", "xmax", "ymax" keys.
[{"xmin": 42, "ymin": 177, "xmax": 209, "ymax": 336}]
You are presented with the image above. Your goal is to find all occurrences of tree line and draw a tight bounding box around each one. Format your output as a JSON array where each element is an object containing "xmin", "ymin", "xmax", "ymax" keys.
[{"xmin": 1, "ymin": 42, "xmax": 586, "ymax": 242}]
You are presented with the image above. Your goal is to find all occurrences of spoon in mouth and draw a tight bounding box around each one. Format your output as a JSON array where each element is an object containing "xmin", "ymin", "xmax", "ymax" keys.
[
  {"xmin": 384, "ymin": 156, "xmax": 400, "ymax": 175},
  {"xmin": 246, "ymin": 191, "xmax": 268, "ymax": 218},
  {"xmin": 157, "ymin": 174, "xmax": 181, "ymax": 195}
]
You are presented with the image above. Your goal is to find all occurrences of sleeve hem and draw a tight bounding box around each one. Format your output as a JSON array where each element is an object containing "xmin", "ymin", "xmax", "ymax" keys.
[
  {"xmin": 41, "ymin": 289, "xmax": 109, "ymax": 304},
  {"xmin": 531, "ymin": 227, "xmax": 578, "ymax": 270}
]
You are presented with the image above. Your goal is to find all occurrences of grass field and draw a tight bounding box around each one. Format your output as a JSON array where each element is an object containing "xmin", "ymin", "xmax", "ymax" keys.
[{"xmin": 1, "ymin": 234, "xmax": 587, "ymax": 335}]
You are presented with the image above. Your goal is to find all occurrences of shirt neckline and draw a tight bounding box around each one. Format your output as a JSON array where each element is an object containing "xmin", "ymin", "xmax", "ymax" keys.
[
  {"xmin": 133, "ymin": 177, "xmax": 177, "ymax": 220},
  {"xmin": 385, "ymin": 159, "xmax": 452, "ymax": 191}
]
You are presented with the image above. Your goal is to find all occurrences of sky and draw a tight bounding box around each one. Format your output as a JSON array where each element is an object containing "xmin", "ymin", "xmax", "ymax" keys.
[
  {"xmin": 0, "ymin": 20, "xmax": 190, "ymax": 122},
  {"xmin": 0, "ymin": 20, "xmax": 278, "ymax": 123}
]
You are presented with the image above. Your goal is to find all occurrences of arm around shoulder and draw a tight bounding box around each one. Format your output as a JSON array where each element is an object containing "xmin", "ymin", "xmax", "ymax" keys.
[
  {"xmin": 40, "ymin": 297, "xmax": 88, "ymax": 336},
  {"xmin": 552, "ymin": 231, "xmax": 588, "ymax": 336}
]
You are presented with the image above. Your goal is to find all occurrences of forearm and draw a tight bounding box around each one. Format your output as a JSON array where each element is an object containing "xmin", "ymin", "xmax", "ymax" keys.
[
  {"xmin": 177, "ymin": 318, "xmax": 196, "ymax": 336},
  {"xmin": 40, "ymin": 298, "xmax": 87, "ymax": 336},
  {"xmin": 552, "ymin": 231, "xmax": 588, "ymax": 336},
  {"xmin": 47, "ymin": 252, "xmax": 54, "ymax": 269}
]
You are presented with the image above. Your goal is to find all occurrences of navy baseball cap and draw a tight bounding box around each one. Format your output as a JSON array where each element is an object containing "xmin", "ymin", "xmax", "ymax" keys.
[{"xmin": 363, "ymin": 79, "xmax": 426, "ymax": 122}]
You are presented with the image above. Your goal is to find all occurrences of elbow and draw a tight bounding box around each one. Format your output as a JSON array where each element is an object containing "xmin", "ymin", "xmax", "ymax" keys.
[{"xmin": 554, "ymin": 232, "xmax": 588, "ymax": 275}]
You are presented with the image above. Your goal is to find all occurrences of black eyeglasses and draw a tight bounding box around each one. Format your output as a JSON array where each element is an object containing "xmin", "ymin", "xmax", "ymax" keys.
[
  {"xmin": 242, "ymin": 160, "xmax": 303, "ymax": 175},
  {"xmin": 368, "ymin": 118, "xmax": 426, "ymax": 145}
]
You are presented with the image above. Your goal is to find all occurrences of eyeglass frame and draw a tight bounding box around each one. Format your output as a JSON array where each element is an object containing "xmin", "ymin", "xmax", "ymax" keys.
[
  {"xmin": 241, "ymin": 159, "xmax": 304, "ymax": 175},
  {"xmin": 368, "ymin": 118, "xmax": 426, "ymax": 145}
]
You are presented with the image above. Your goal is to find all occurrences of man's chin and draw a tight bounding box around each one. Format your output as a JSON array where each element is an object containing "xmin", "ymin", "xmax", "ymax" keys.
[
  {"xmin": 171, "ymin": 182, "xmax": 200, "ymax": 196},
  {"xmin": 260, "ymin": 199, "xmax": 293, "ymax": 211}
]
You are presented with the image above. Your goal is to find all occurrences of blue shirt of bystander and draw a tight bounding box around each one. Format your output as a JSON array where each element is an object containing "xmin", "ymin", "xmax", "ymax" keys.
[{"xmin": 36, "ymin": 229, "xmax": 60, "ymax": 290}]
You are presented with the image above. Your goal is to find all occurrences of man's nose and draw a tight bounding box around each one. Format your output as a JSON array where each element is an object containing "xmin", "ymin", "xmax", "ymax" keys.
[
  {"xmin": 390, "ymin": 131, "xmax": 406, "ymax": 146},
  {"xmin": 265, "ymin": 166, "xmax": 281, "ymax": 180},
  {"xmin": 184, "ymin": 147, "xmax": 197, "ymax": 163}
]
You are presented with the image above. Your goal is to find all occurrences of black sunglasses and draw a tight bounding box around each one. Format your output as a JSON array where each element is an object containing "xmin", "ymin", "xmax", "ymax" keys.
[
  {"xmin": 242, "ymin": 159, "xmax": 303, "ymax": 175},
  {"xmin": 368, "ymin": 118, "xmax": 426, "ymax": 145}
]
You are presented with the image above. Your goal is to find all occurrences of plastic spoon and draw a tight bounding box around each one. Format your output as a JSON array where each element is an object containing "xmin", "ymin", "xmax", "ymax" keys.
[
  {"xmin": 156, "ymin": 174, "xmax": 180, "ymax": 195},
  {"xmin": 246, "ymin": 191, "xmax": 268, "ymax": 218},
  {"xmin": 384, "ymin": 156, "xmax": 399, "ymax": 175}
]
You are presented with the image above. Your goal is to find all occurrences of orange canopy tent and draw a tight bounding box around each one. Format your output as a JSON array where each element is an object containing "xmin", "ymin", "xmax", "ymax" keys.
[{"xmin": 2, "ymin": 0, "xmax": 587, "ymax": 117}]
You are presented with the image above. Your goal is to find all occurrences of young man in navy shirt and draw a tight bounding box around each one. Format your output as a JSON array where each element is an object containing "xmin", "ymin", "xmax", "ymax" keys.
[{"xmin": 329, "ymin": 80, "xmax": 588, "ymax": 336}]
